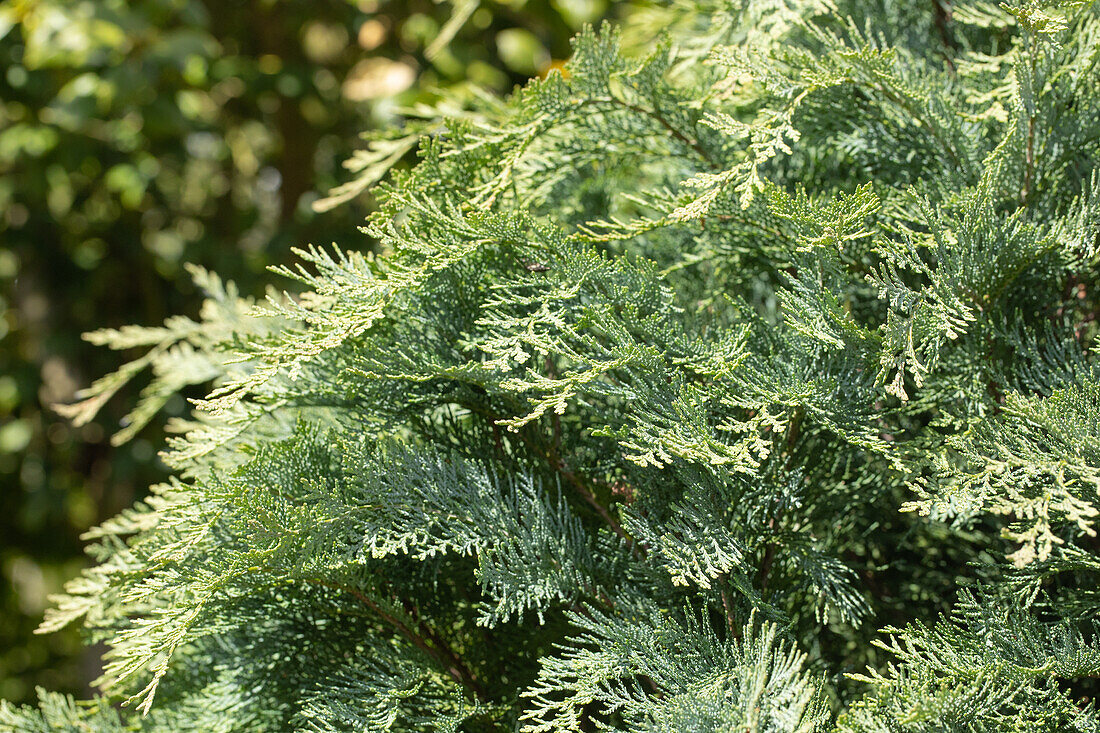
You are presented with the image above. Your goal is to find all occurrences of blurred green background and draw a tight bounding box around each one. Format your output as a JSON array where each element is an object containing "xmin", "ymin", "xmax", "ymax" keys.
[{"xmin": 0, "ymin": 0, "xmax": 618, "ymax": 704}]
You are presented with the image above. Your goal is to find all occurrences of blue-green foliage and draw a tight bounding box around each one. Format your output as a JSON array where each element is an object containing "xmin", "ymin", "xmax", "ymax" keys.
[{"xmin": 5, "ymin": 0, "xmax": 1100, "ymax": 730}]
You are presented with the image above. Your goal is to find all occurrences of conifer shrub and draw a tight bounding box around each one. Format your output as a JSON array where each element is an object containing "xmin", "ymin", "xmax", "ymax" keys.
[{"xmin": 4, "ymin": 0, "xmax": 1100, "ymax": 730}]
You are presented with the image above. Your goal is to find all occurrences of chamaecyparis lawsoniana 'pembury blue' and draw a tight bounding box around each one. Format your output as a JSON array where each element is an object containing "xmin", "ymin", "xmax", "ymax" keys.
[{"xmin": 4, "ymin": 0, "xmax": 1100, "ymax": 730}]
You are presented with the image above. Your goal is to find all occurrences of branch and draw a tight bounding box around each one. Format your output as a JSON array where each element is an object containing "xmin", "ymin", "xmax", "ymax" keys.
[
  {"xmin": 1021, "ymin": 32, "xmax": 1038, "ymax": 206},
  {"xmin": 865, "ymin": 78, "xmax": 962, "ymax": 167},
  {"xmin": 758, "ymin": 407, "xmax": 803, "ymax": 594},
  {"xmin": 585, "ymin": 96, "xmax": 717, "ymax": 169},
  {"xmin": 932, "ymin": 0, "xmax": 957, "ymax": 73},
  {"xmin": 399, "ymin": 597, "xmax": 490, "ymax": 702},
  {"xmin": 720, "ymin": 583, "xmax": 739, "ymax": 640},
  {"xmin": 302, "ymin": 578, "xmax": 489, "ymax": 702},
  {"xmin": 461, "ymin": 398, "xmax": 633, "ymax": 545}
]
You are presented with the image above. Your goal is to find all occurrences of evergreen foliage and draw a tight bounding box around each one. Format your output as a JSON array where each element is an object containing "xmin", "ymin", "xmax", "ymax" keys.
[{"xmin": 5, "ymin": 0, "xmax": 1100, "ymax": 729}]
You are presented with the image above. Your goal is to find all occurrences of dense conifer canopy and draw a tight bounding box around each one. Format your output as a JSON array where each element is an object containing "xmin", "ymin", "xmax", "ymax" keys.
[{"xmin": 4, "ymin": 1, "xmax": 1100, "ymax": 730}]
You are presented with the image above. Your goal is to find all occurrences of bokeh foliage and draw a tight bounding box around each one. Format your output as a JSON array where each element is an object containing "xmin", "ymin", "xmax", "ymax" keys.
[{"xmin": 0, "ymin": 0, "xmax": 609, "ymax": 704}]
